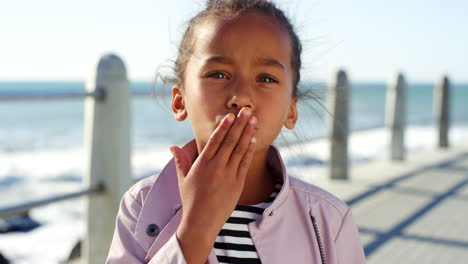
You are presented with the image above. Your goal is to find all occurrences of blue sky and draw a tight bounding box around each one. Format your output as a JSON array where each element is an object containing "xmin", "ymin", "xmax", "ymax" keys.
[{"xmin": 0, "ymin": 0, "xmax": 467, "ymax": 82}]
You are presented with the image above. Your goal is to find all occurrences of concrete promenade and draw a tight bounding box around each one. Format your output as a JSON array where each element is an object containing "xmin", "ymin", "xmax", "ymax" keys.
[{"xmin": 308, "ymin": 143, "xmax": 468, "ymax": 263}]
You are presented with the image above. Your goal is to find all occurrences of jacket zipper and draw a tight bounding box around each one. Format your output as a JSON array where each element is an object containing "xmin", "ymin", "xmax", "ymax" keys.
[{"xmin": 311, "ymin": 216, "xmax": 326, "ymax": 264}]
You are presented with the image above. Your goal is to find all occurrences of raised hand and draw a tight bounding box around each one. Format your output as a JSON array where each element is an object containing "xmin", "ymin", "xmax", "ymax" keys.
[{"xmin": 169, "ymin": 107, "xmax": 257, "ymax": 264}]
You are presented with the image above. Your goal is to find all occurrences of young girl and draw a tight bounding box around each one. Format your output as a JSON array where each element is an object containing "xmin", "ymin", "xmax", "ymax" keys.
[{"xmin": 107, "ymin": 0, "xmax": 366, "ymax": 263}]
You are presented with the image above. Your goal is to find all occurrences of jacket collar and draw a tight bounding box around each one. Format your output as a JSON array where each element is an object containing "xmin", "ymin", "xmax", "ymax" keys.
[{"xmin": 262, "ymin": 145, "xmax": 289, "ymax": 216}]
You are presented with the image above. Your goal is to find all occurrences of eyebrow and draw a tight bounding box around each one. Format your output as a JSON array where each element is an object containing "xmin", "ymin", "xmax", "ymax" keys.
[
  {"xmin": 203, "ymin": 56, "xmax": 285, "ymax": 70},
  {"xmin": 254, "ymin": 57, "xmax": 285, "ymax": 70},
  {"xmin": 204, "ymin": 56, "xmax": 234, "ymax": 65}
]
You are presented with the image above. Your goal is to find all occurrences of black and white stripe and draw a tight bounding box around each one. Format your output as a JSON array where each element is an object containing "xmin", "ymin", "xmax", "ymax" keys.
[{"xmin": 215, "ymin": 181, "xmax": 282, "ymax": 264}]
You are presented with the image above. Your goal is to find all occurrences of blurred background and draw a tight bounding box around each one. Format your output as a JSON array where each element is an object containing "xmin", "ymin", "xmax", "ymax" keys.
[{"xmin": 0, "ymin": 0, "xmax": 467, "ymax": 263}]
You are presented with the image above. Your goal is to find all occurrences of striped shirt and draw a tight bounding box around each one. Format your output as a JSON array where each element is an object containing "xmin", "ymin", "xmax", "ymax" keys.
[{"xmin": 215, "ymin": 181, "xmax": 283, "ymax": 264}]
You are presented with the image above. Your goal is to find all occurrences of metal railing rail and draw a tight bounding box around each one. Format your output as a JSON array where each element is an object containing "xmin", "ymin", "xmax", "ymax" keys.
[
  {"xmin": 0, "ymin": 88, "xmax": 157, "ymax": 101},
  {"xmin": 0, "ymin": 88, "xmax": 105, "ymax": 101},
  {"xmin": 0, "ymin": 184, "xmax": 105, "ymax": 219}
]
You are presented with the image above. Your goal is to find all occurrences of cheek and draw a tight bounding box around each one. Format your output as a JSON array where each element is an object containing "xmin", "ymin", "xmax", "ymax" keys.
[
  {"xmin": 185, "ymin": 95, "xmax": 213, "ymax": 123},
  {"xmin": 257, "ymin": 97, "xmax": 291, "ymax": 130},
  {"xmin": 184, "ymin": 87, "xmax": 226, "ymax": 138}
]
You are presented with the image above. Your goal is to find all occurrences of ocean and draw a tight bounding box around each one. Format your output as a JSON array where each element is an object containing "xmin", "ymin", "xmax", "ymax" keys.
[{"xmin": 0, "ymin": 81, "xmax": 467, "ymax": 263}]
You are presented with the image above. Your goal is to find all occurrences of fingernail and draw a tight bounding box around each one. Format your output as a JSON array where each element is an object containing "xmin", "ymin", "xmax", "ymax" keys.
[
  {"xmin": 241, "ymin": 107, "xmax": 252, "ymax": 117},
  {"xmin": 249, "ymin": 117, "xmax": 257, "ymax": 125},
  {"xmin": 226, "ymin": 113, "xmax": 235, "ymax": 122}
]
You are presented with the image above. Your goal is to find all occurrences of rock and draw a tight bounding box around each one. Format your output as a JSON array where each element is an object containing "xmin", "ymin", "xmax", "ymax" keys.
[
  {"xmin": 0, "ymin": 252, "xmax": 10, "ymax": 264},
  {"xmin": 0, "ymin": 213, "xmax": 41, "ymax": 233},
  {"xmin": 66, "ymin": 240, "xmax": 81, "ymax": 263}
]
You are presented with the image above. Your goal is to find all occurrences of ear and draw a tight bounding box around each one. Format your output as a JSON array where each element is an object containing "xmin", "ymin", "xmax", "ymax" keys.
[
  {"xmin": 284, "ymin": 97, "xmax": 298, "ymax": 130},
  {"xmin": 171, "ymin": 85, "xmax": 187, "ymax": 121}
]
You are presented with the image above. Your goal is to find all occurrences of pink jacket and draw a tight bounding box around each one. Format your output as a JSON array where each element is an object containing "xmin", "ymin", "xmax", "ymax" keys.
[{"xmin": 106, "ymin": 145, "xmax": 366, "ymax": 264}]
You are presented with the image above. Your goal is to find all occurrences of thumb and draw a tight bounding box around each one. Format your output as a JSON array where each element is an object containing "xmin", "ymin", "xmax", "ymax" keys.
[{"xmin": 170, "ymin": 146, "xmax": 191, "ymax": 179}]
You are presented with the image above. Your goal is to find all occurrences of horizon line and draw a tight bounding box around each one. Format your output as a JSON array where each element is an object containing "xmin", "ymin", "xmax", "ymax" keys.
[{"xmin": 1, "ymin": 78, "xmax": 467, "ymax": 85}]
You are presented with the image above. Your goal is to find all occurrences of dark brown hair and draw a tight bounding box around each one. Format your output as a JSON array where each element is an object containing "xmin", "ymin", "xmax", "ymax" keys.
[{"xmin": 172, "ymin": 0, "xmax": 303, "ymax": 98}]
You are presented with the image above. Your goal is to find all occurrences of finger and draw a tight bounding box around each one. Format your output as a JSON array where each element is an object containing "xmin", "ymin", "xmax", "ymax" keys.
[
  {"xmin": 170, "ymin": 146, "xmax": 191, "ymax": 180},
  {"xmin": 181, "ymin": 139, "xmax": 199, "ymax": 165},
  {"xmin": 236, "ymin": 137, "xmax": 256, "ymax": 181},
  {"xmin": 201, "ymin": 113, "xmax": 235, "ymax": 160},
  {"xmin": 228, "ymin": 116, "xmax": 257, "ymax": 167},
  {"xmin": 216, "ymin": 107, "xmax": 253, "ymax": 163}
]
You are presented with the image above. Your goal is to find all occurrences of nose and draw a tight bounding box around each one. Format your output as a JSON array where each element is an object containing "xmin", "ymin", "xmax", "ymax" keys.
[{"xmin": 226, "ymin": 78, "xmax": 254, "ymax": 111}]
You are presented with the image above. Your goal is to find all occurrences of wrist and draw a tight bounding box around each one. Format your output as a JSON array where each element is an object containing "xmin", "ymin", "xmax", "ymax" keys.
[
  {"xmin": 176, "ymin": 222, "xmax": 217, "ymax": 245},
  {"xmin": 176, "ymin": 224, "xmax": 217, "ymax": 264}
]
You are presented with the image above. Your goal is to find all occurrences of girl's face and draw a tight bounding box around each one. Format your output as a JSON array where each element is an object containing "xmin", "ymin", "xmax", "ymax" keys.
[{"xmin": 172, "ymin": 12, "xmax": 298, "ymax": 153}]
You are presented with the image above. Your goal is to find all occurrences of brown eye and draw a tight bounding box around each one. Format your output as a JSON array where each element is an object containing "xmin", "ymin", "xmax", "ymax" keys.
[
  {"xmin": 208, "ymin": 72, "xmax": 228, "ymax": 79},
  {"xmin": 258, "ymin": 75, "xmax": 278, "ymax": 83}
]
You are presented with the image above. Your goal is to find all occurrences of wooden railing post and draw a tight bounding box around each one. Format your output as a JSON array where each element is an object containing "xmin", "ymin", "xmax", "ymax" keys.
[
  {"xmin": 83, "ymin": 54, "xmax": 132, "ymax": 264},
  {"xmin": 434, "ymin": 75, "xmax": 450, "ymax": 148},
  {"xmin": 327, "ymin": 69, "xmax": 349, "ymax": 180},
  {"xmin": 386, "ymin": 73, "xmax": 407, "ymax": 161}
]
